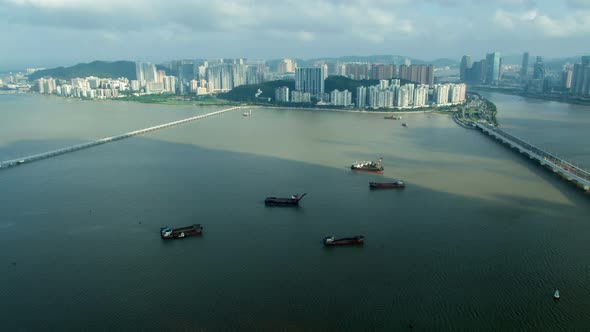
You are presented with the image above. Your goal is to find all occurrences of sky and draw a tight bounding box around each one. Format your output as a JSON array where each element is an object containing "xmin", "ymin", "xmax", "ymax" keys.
[{"xmin": 1, "ymin": 0, "xmax": 589, "ymax": 69}]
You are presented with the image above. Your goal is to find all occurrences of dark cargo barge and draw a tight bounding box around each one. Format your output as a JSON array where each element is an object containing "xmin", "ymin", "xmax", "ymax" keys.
[
  {"xmin": 369, "ymin": 180, "xmax": 405, "ymax": 189},
  {"xmin": 160, "ymin": 224, "xmax": 203, "ymax": 239},
  {"xmin": 265, "ymin": 193, "xmax": 307, "ymax": 206},
  {"xmin": 323, "ymin": 236, "xmax": 365, "ymax": 246}
]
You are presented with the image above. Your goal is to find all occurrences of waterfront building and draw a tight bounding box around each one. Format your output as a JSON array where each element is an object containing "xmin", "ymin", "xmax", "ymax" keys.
[
  {"xmin": 521, "ymin": 52, "xmax": 529, "ymax": 81},
  {"xmin": 396, "ymin": 86, "xmax": 410, "ymax": 108},
  {"xmin": 460, "ymin": 55, "xmax": 472, "ymax": 82},
  {"xmin": 275, "ymin": 86, "xmax": 290, "ymax": 103},
  {"xmin": 434, "ymin": 84, "xmax": 450, "ymax": 105},
  {"xmin": 330, "ymin": 89, "xmax": 352, "ymax": 107},
  {"xmin": 561, "ymin": 65, "xmax": 573, "ymax": 89},
  {"xmin": 572, "ymin": 56, "xmax": 590, "ymax": 96},
  {"xmin": 130, "ymin": 80, "xmax": 140, "ymax": 91},
  {"xmin": 485, "ymin": 52, "xmax": 502, "ymax": 85},
  {"xmin": 163, "ymin": 76, "xmax": 177, "ymax": 94},
  {"xmin": 449, "ymin": 83, "xmax": 467, "ymax": 104},
  {"xmin": 291, "ymin": 90, "xmax": 311, "ymax": 103},
  {"xmin": 413, "ymin": 84, "xmax": 429, "ymax": 107},
  {"xmin": 356, "ymin": 86, "xmax": 367, "ymax": 108},
  {"xmin": 295, "ymin": 67, "xmax": 325, "ymax": 95}
]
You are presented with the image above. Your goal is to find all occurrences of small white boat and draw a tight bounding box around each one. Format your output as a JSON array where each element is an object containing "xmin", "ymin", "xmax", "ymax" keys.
[
  {"xmin": 243, "ymin": 109, "xmax": 252, "ymax": 117},
  {"xmin": 554, "ymin": 289, "xmax": 560, "ymax": 299}
]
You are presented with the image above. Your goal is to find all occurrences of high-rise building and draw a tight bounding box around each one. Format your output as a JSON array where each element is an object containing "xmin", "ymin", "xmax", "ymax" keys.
[
  {"xmin": 562, "ymin": 65, "xmax": 573, "ymax": 89},
  {"xmin": 291, "ymin": 91, "xmax": 311, "ymax": 103},
  {"xmin": 571, "ymin": 56, "xmax": 590, "ymax": 96},
  {"xmin": 345, "ymin": 63, "xmax": 370, "ymax": 80},
  {"xmin": 520, "ymin": 52, "xmax": 529, "ymax": 82},
  {"xmin": 413, "ymin": 85, "xmax": 429, "ymax": 107},
  {"xmin": 330, "ymin": 89, "xmax": 352, "ymax": 106},
  {"xmin": 275, "ymin": 86, "xmax": 290, "ymax": 102},
  {"xmin": 434, "ymin": 84, "xmax": 450, "ymax": 105},
  {"xmin": 449, "ymin": 83, "xmax": 467, "ymax": 103},
  {"xmin": 468, "ymin": 60, "xmax": 487, "ymax": 84},
  {"xmin": 460, "ymin": 55, "xmax": 472, "ymax": 82},
  {"xmin": 485, "ymin": 52, "xmax": 502, "ymax": 85},
  {"xmin": 356, "ymin": 86, "xmax": 367, "ymax": 108},
  {"xmin": 370, "ymin": 64, "xmax": 396, "ymax": 80},
  {"xmin": 399, "ymin": 64, "xmax": 434, "ymax": 85},
  {"xmin": 295, "ymin": 67, "xmax": 325, "ymax": 95},
  {"xmin": 277, "ymin": 59, "xmax": 296, "ymax": 73},
  {"xmin": 135, "ymin": 62, "xmax": 157, "ymax": 84},
  {"xmin": 533, "ymin": 56, "xmax": 545, "ymax": 80}
]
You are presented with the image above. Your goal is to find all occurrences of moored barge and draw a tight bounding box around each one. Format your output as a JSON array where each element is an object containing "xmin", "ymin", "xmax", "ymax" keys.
[
  {"xmin": 324, "ymin": 236, "xmax": 365, "ymax": 246},
  {"xmin": 161, "ymin": 224, "xmax": 203, "ymax": 239},
  {"xmin": 369, "ymin": 180, "xmax": 405, "ymax": 189},
  {"xmin": 351, "ymin": 158, "xmax": 384, "ymax": 172},
  {"xmin": 265, "ymin": 193, "xmax": 307, "ymax": 206}
]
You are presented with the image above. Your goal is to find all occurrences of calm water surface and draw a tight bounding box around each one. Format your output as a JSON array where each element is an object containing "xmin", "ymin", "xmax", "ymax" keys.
[{"xmin": 1, "ymin": 93, "xmax": 589, "ymax": 331}]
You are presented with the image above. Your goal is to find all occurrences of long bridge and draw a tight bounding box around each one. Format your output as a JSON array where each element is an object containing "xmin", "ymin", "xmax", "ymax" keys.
[
  {"xmin": 0, "ymin": 106, "xmax": 242, "ymax": 170},
  {"xmin": 475, "ymin": 122, "xmax": 590, "ymax": 192}
]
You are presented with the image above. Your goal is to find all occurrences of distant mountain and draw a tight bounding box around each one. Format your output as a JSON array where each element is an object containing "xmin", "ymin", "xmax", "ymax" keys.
[{"xmin": 27, "ymin": 61, "xmax": 136, "ymax": 81}]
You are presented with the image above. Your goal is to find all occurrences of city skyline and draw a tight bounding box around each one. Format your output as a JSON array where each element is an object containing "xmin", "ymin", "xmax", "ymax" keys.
[{"xmin": 2, "ymin": 0, "xmax": 590, "ymax": 70}]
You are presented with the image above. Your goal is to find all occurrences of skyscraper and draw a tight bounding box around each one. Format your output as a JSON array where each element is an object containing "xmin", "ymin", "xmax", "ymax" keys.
[
  {"xmin": 533, "ymin": 56, "xmax": 545, "ymax": 80},
  {"xmin": 460, "ymin": 55, "xmax": 472, "ymax": 82},
  {"xmin": 485, "ymin": 52, "xmax": 502, "ymax": 85},
  {"xmin": 571, "ymin": 56, "xmax": 590, "ymax": 96},
  {"xmin": 520, "ymin": 52, "xmax": 529, "ymax": 82},
  {"xmin": 295, "ymin": 67, "xmax": 325, "ymax": 95},
  {"xmin": 356, "ymin": 86, "xmax": 367, "ymax": 108}
]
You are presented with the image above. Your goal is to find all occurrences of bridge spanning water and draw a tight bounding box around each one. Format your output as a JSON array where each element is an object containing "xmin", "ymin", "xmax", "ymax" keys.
[
  {"xmin": 0, "ymin": 106, "xmax": 241, "ymax": 170},
  {"xmin": 475, "ymin": 122, "xmax": 590, "ymax": 192}
]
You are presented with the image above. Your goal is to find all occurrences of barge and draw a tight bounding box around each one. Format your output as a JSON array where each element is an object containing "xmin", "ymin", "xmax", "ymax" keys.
[
  {"xmin": 369, "ymin": 180, "xmax": 405, "ymax": 189},
  {"xmin": 351, "ymin": 158, "xmax": 384, "ymax": 173},
  {"xmin": 324, "ymin": 236, "xmax": 365, "ymax": 246},
  {"xmin": 160, "ymin": 224, "xmax": 203, "ymax": 239},
  {"xmin": 265, "ymin": 193, "xmax": 307, "ymax": 206}
]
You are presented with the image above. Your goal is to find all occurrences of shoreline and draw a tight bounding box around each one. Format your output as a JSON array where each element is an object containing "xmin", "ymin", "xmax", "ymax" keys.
[
  {"xmin": 472, "ymin": 88, "xmax": 590, "ymax": 107},
  {"xmin": 258, "ymin": 105, "xmax": 436, "ymax": 114}
]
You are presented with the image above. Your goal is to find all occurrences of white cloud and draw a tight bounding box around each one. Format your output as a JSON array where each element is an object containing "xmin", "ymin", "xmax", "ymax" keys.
[{"xmin": 493, "ymin": 8, "xmax": 590, "ymax": 38}]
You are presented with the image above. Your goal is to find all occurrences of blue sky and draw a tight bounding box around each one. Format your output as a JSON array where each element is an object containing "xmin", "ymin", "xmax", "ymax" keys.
[{"xmin": 1, "ymin": 0, "xmax": 589, "ymax": 69}]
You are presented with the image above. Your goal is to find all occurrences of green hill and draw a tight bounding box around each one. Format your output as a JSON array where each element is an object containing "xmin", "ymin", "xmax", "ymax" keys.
[
  {"xmin": 219, "ymin": 80, "xmax": 295, "ymax": 102},
  {"xmin": 28, "ymin": 61, "xmax": 136, "ymax": 81}
]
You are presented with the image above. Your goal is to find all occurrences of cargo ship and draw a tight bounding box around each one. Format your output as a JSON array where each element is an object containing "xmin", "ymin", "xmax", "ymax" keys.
[
  {"xmin": 351, "ymin": 158, "xmax": 384, "ymax": 172},
  {"xmin": 369, "ymin": 180, "xmax": 405, "ymax": 189},
  {"xmin": 324, "ymin": 236, "xmax": 365, "ymax": 246},
  {"xmin": 265, "ymin": 193, "xmax": 307, "ymax": 206},
  {"xmin": 384, "ymin": 115, "xmax": 402, "ymax": 120},
  {"xmin": 160, "ymin": 224, "xmax": 203, "ymax": 239}
]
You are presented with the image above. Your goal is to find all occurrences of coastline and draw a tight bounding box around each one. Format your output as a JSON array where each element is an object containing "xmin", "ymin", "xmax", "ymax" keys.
[
  {"xmin": 471, "ymin": 87, "xmax": 590, "ymax": 107},
  {"xmin": 259, "ymin": 105, "xmax": 436, "ymax": 114}
]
